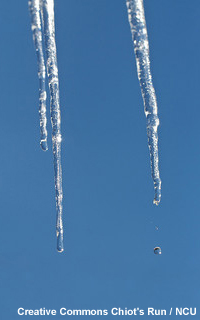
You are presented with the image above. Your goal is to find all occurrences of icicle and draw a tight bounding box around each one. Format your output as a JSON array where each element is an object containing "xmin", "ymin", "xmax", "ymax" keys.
[
  {"xmin": 126, "ymin": 0, "xmax": 161, "ymax": 205},
  {"xmin": 29, "ymin": 0, "xmax": 64, "ymax": 252},
  {"xmin": 41, "ymin": 0, "xmax": 63, "ymax": 251},
  {"xmin": 29, "ymin": 0, "xmax": 48, "ymax": 151}
]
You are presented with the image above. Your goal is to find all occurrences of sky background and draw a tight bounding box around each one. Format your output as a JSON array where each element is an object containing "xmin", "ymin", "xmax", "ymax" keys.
[{"xmin": 0, "ymin": 0, "xmax": 199, "ymax": 318}]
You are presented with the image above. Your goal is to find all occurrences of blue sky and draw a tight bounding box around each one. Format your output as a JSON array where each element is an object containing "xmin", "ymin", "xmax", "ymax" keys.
[{"xmin": 0, "ymin": 0, "xmax": 199, "ymax": 318}]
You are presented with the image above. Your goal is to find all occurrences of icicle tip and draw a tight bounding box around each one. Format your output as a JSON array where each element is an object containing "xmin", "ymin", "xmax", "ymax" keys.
[
  {"xmin": 153, "ymin": 190, "xmax": 161, "ymax": 206},
  {"xmin": 57, "ymin": 232, "xmax": 64, "ymax": 253},
  {"xmin": 153, "ymin": 199, "xmax": 160, "ymax": 206},
  {"xmin": 40, "ymin": 140, "xmax": 48, "ymax": 151}
]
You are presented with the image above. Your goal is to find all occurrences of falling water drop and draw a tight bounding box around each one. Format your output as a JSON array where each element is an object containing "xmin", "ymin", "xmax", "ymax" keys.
[{"xmin": 154, "ymin": 247, "xmax": 162, "ymax": 255}]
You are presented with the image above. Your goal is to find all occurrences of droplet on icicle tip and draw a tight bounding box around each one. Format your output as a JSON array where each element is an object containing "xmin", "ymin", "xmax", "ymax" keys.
[
  {"xmin": 57, "ymin": 231, "xmax": 64, "ymax": 253},
  {"xmin": 40, "ymin": 139, "xmax": 48, "ymax": 151},
  {"xmin": 154, "ymin": 247, "xmax": 162, "ymax": 255}
]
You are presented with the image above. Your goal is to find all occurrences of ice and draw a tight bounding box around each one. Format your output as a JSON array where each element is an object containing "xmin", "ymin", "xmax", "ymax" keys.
[
  {"xmin": 29, "ymin": 0, "xmax": 64, "ymax": 252},
  {"xmin": 126, "ymin": 0, "xmax": 161, "ymax": 205}
]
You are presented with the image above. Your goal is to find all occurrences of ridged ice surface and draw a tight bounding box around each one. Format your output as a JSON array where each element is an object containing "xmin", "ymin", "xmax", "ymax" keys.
[
  {"xmin": 29, "ymin": 0, "xmax": 48, "ymax": 151},
  {"xmin": 126, "ymin": 0, "xmax": 161, "ymax": 205},
  {"xmin": 29, "ymin": 0, "xmax": 64, "ymax": 252}
]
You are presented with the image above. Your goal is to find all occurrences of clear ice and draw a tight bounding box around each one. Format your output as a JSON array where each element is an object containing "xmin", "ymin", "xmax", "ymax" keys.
[
  {"xmin": 126, "ymin": 0, "xmax": 161, "ymax": 205},
  {"xmin": 29, "ymin": 0, "xmax": 64, "ymax": 252}
]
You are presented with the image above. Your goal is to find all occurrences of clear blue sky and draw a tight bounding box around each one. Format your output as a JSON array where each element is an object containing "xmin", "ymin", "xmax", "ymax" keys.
[{"xmin": 0, "ymin": 0, "xmax": 199, "ymax": 318}]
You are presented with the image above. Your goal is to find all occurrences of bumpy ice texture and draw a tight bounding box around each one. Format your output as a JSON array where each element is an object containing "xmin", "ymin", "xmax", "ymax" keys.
[
  {"xmin": 126, "ymin": 0, "xmax": 161, "ymax": 205},
  {"xmin": 29, "ymin": 0, "xmax": 64, "ymax": 251},
  {"xmin": 29, "ymin": 0, "xmax": 48, "ymax": 151}
]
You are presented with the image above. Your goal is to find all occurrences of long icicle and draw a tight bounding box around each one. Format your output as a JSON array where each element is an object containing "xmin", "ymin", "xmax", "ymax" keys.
[
  {"xmin": 29, "ymin": 0, "xmax": 48, "ymax": 151},
  {"xmin": 126, "ymin": 0, "xmax": 161, "ymax": 205},
  {"xmin": 29, "ymin": 0, "xmax": 64, "ymax": 252},
  {"xmin": 41, "ymin": 0, "xmax": 64, "ymax": 251}
]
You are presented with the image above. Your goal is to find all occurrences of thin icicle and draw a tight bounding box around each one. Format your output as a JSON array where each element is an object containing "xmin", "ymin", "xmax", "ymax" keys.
[
  {"xmin": 41, "ymin": 0, "xmax": 64, "ymax": 252},
  {"xmin": 29, "ymin": 0, "xmax": 64, "ymax": 252},
  {"xmin": 29, "ymin": 0, "xmax": 48, "ymax": 151},
  {"xmin": 126, "ymin": 0, "xmax": 161, "ymax": 205}
]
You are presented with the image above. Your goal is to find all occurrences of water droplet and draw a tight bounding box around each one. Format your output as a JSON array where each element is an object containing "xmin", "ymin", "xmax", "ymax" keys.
[{"xmin": 154, "ymin": 247, "xmax": 162, "ymax": 255}]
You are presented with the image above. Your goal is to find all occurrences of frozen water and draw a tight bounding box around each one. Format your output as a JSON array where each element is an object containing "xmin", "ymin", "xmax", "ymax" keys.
[
  {"xmin": 29, "ymin": 0, "xmax": 64, "ymax": 252},
  {"xmin": 29, "ymin": 0, "xmax": 48, "ymax": 151},
  {"xmin": 126, "ymin": 0, "xmax": 161, "ymax": 205}
]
